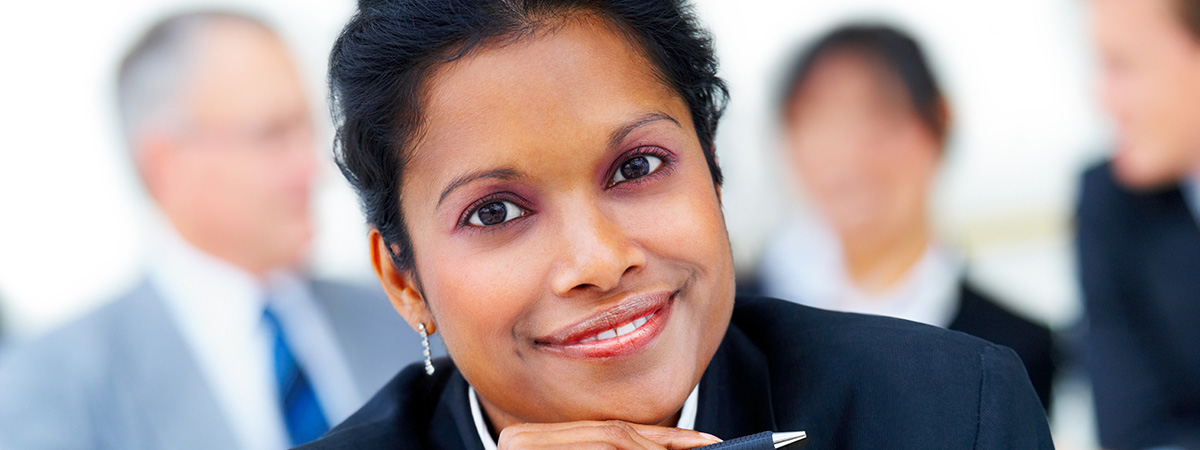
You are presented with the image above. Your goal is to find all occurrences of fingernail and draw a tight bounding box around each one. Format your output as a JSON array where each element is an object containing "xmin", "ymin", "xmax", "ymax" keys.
[{"xmin": 700, "ymin": 432, "xmax": 722, "ymax": 442}]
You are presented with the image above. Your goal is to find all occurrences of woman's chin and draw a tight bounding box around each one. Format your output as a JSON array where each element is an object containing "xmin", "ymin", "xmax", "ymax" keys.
[
  {"xmin": 562, "ymin": 394, "xmax": 690, "ymax": 426},
  {"xmin": 572, "ymin": 365, "xmax": 698, "ymax": 423}
]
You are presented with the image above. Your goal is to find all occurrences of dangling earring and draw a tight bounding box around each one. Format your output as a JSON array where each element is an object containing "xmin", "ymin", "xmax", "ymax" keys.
[{"xmin": 418, "ymin": 323, "xmax": 434, "ymax": 375}]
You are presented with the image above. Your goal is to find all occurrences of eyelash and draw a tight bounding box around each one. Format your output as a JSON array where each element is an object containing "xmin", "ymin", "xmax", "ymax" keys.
[
  {"xmin": 457, "ymin": 192, "xmax": 532, "ymax": 231},
  {"xmin": 606, "ymin": 146, "xmax": 676, "ymax": 189},
  {"xmin": 456, "ymin": 146, "xmax": 677, "ymax": 231}
]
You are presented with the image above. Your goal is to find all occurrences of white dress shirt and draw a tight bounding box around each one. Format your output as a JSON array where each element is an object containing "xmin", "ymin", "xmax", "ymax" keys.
[
  {"xmin": 1183, "ymin": 176, "xmax": 1200, "ymax": 226},
  {"xmin": 468, "ymin": 384, "xmax": 700, "ymax": 450},
  {"xmin": 758, "ymin": 216, "xmax": 963, "ymax": 328},
  {"xmin": 148, "ymin": 225, "xmax": 362, "ymax": 450}
]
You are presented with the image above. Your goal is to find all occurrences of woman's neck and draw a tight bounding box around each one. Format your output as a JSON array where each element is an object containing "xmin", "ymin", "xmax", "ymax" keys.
[{"xmin": 839, "ymin": 218, "xmax": 931, "ymax": 296}]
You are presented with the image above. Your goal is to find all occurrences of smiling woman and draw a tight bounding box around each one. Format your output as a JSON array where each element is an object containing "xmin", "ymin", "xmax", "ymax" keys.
[{"xmin": 299, "ymin": 1, "xmax": 1054, "ymax": 449}]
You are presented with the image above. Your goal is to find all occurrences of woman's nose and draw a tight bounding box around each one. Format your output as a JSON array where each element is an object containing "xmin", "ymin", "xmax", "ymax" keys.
[{"xmin": 549, "ymin": 202, "xmax": 646, "ymax": 297}]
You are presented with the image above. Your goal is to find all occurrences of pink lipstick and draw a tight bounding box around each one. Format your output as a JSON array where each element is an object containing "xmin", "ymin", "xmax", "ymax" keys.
[{"xmin": 535, "ymin": 290, "xmax": 675, "ymax": 360}]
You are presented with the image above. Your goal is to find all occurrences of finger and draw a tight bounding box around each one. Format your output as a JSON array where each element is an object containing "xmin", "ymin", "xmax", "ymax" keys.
[
  {"xmin": 499, "ymin": 421, "xmax": 652, "ymax": 450},
  {"xmin": 501, "ymin": 421, "xmax": 611, "ymax": 432},
  {"xmin": 626, "ymin": 424, "xmax": 722, "ymax": 450},
  {"xmin": 625, "ymin": 427, "xmax": 668, "ymax": 450}
]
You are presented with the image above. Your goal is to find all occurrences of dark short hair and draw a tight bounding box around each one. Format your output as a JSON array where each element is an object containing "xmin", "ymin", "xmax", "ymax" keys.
[
  {"xmin": 778, "ymin": 23, "xmax": 947, "ymax": 143},
  {"xmin": 1176, "ymin": 0, "xmax": 1200, "ymax": 41},
  {"xmin": 329, "ymin": 0, "xmax": 727, "ymax": 271}
]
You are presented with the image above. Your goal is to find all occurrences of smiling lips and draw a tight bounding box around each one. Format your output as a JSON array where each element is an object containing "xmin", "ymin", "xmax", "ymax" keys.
[
  {"xmin": 576, "ymin": 311, "xmax": 657, "ymax": 343},
  {"xmin": 535, "ymin": 291, "xmax": 675, "ymax": 360}
]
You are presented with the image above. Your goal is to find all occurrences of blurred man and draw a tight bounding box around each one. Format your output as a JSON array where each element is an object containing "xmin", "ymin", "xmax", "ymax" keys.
[
  {"xmin": 0, "ymin": 11, "xmax": 420, "ymax": 450},
  {"xmin": 1079, "ymin": 0, "xmax": 1200, "ymax": 448}
]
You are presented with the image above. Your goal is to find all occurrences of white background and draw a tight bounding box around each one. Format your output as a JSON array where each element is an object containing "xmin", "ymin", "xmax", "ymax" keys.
[{"xmin": 0, "ymin": 1, "xmax": 1107, "ymax": 447}]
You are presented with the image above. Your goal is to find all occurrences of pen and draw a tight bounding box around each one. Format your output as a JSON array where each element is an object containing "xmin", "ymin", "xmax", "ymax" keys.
[{"xmin": 696, "ymin": 431, "xmax": 807, "ymax": 449}]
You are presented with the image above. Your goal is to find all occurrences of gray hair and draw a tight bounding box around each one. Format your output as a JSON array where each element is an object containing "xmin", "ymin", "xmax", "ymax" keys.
[{"xmin": 116, "ymin": 10, "xmax": 272, "ymax": 150}]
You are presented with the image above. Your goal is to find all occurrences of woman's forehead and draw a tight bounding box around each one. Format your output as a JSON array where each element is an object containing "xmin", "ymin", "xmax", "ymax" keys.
[
  {"xmin": 795, "ymin": 53, "xmax": 905, "ymax": 106},
  {"xmin": 421, "ymin": 20, "xmax": 678, "ymax": 136},
  {"xmin": 402, "ymin": 20, "xmax": 693, "ymax": 200}
]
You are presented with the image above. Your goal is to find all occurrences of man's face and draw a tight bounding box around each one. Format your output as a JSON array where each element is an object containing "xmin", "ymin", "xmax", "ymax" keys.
[
  {"xmin": 145, "ymin": 23, "xmax": 316, "ymax": 275},
  {"xmin": 1093, "ymin": 0, "xmax": 1200, "ymax": 188}
]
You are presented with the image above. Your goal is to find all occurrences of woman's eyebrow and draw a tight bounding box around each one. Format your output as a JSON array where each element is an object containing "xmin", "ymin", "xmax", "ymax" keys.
[
  {"xmin": 608, "ymin": 112, "xmax": 681, "ymax": 149},
  {"xmin": 437, "ymin": 168, "xmax": 524, "ymax": 208},
  {"xmin": 434, "ymin": 113, "xmax": 678, "ymax": 209}
]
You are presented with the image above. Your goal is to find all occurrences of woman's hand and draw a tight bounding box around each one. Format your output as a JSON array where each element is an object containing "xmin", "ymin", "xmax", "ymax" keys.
[{"xmin": 497, "ymin": 421, "xmax": 722, "ymax": 450}]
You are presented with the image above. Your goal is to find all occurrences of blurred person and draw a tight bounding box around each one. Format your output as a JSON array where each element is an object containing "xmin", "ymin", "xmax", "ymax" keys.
[
  {"xmin": 745, "ymin": 24, "xmax": 1057, "ymax": 409},
  {"xmin": 292, "ymin": 1, "xmax": 1052, "ymax": 448},
  {"xmin": 1078, "ymin": 0, "xmax": 1200, "ymax": 448},
  {"xmin": 0, "ymin": 11, "xmax": 420, "ymax": 450}
]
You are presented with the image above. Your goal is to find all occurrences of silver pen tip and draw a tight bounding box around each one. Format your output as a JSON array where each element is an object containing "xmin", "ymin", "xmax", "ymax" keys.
[{"xmin": 772, "ymin": 431, "xmax": 807, "ymax": 448}]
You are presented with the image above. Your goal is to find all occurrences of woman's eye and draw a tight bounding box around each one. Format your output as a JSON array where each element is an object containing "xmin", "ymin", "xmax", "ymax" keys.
[
  {"xmin": 467, "ymin": 200, "xmax": 526, "ymax": 227},
  {"xmin": 611, "ymin": 155, "xmax": 663, "ymax": 184}
]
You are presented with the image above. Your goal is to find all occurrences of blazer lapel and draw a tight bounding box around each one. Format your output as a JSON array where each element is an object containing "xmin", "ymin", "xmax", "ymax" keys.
[
  {"xmin": 1143, "ymin": 189, "xmax": 1200, "ymax": 380},
  {"xmin": 695, "ymin": 324, "xmax": 778, "ymax": 440},
  {"xmin": 417, "ymin": 326, "xmax": 779, "ymax": 450},
  {"xmin": 429, "ymin": 369, "xmax": 486, "ymax": 450},
  {"xmin": 111, "ymin": 282, "xmax": 240, "ymax": 450}
]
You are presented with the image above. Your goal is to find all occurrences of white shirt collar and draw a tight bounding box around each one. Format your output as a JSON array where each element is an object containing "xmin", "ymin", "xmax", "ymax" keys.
[
  {"xmin": 759, "ymin": 216, "xmax": 963, "ymax": 328},
  {"xmin": 468, "ymin": 384, "xmax": 700, "ymax": 450},
  {"xmin": 1183, "ymin": 176, "xmax": 1200, "ymax": 226},
  {"xmin": 148, "ymin": 224, "xmax": 362, "ymax": 450},
  {"xmin": 150, "ymin": 224, "xmax": 289, "ymax": 450}
]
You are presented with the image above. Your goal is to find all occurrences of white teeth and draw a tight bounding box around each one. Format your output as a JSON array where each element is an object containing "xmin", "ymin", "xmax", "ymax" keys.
[
  {"xmin": 615, "ymin": 322, "xmax": 636, "ymax": 337},
  {"xmin": 576, "ymin": 312, "xmax": 656, "ymax": 344}
]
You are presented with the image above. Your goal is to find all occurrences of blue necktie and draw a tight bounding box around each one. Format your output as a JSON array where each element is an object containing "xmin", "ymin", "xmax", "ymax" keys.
[{"xmin": 263, "ymin": 306, "xmax": 329, "ymax": 446}]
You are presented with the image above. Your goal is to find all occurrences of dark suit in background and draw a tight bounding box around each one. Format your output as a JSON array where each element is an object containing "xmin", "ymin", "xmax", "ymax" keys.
[
  {"xmin": 1077, "ymin": 161, "xmax": 1200, "ymax": 450},
  {"xmin": 949, "ymin": 283, "xmax": 1057, "ymax": 410},
  {"xmin": 297, "ymin": 297, "xmax": 1053, "ymax": 450},
  {"xmin": 737, "ymin": 278, "xmax": 1057, "ymax": 410}
]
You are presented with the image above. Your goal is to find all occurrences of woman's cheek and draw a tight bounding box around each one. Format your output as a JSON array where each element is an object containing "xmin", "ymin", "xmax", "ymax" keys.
[
  {"xmin": 668, "ymin": 171, "xmax": 727, "ymax": 252},
  {"xmin": 425, "ymin": 239, "xmax": 540, "ymax": 359}
]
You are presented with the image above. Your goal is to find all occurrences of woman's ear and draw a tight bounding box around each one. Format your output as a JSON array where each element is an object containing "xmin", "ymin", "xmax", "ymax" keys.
[
  {"xmin": 369, "ymin": 229, "xmax": 436, "ymax": 335},
  {"xmin": 935, "ymin": 96, "xmax": 953, "ymax": 146}
]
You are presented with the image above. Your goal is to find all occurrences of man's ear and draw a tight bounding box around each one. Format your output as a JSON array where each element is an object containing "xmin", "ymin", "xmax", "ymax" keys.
[
  {"xmin": 136, "ymin": 132, "xmax": 176, "ymax": 203},
  {"xmin": 369, "ymin": 229, "xmax": 435, "ymax": 334}
]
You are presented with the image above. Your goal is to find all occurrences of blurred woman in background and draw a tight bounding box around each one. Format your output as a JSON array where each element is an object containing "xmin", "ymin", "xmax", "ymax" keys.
[{"xmin": 748, "ymin": 23, "xmax": 1057, "ymax": 409}]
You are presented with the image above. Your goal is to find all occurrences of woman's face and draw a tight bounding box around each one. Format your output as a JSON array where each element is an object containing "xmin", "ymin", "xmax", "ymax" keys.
[
  {"xmin": 785, "ymin": 53, "xmax": 941, "ymax": 240},
  {"xmin": 394, "ymin": 19, "xmax": 735, "ymax": 428}
]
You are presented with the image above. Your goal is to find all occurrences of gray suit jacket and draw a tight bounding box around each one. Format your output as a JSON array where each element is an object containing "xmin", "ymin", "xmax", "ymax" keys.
[{"xmin": 0, "ymin": 278, "xmax": 420, "ymax": 450}]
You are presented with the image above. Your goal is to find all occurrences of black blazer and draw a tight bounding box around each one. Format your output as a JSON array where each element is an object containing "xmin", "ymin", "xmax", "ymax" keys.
[
  {"xmin": 737, "ymin": 278, "xmax": 1057, "ymax": 411},
  {"xmin": 1076, "ymin": 161, "xmax": 1200, "ymax": 450},
  {"xmin": 948, "ymin": 284, "xmax": 1057, "ymax": 410},
  {"xmin": 297, "ymin": 297, "xmax": 1052, "ymax": 450}
]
